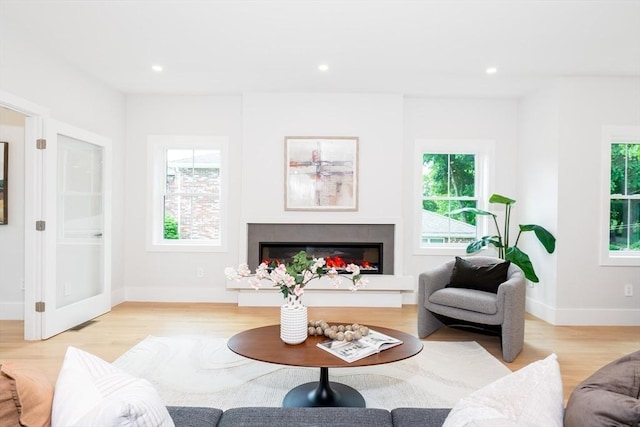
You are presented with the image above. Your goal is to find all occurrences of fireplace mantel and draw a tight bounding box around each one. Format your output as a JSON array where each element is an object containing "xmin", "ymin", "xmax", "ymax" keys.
[{"xmin": 227, "ymin": 221, "xmax": 414, "ymax": 307}]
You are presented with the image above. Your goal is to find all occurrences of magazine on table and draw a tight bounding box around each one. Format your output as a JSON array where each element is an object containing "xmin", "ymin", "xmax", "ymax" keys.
[{"xmin": 316, "ymin": 329, "xmax": 403, "ymax": 363}]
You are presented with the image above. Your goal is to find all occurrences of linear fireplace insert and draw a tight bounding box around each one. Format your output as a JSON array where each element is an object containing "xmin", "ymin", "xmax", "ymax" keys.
[{"xmin": 259, "ymin": 242, "xmax": 383, "ymax": 274}]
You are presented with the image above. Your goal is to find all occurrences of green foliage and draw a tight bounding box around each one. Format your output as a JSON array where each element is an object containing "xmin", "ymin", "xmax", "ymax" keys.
[
  {"xmin": 450, "ymin": 194, "xmax": 556, "ymax": 283},
  {"xmin": 422, "ymin": 153, "xmax": 477, "ymax": 225},
  {"xmin": 164, "ymin": 214, "xmax": 179, "ymax": 239},
  {"xmin": 609, "ymin": 143, "xmax": 640, "ymax": 250}
]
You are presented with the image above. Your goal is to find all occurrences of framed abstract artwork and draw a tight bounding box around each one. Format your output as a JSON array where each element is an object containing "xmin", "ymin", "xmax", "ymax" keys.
[
  {"xmin": 0, "ymin": 142, "xmax": 7, "ymax": 224},
  {"xmin": 285, "ymin": 136, "xmax": 358, "ymax": 211}
]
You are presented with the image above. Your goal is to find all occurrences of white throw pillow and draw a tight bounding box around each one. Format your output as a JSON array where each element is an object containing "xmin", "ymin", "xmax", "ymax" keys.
[
  {"xmin": 443, "ymin": 353, "xmax": 564, "ymax": 427},
  {"xmin": 52, "ymin": 346, "xmax": 174, "ymax": 427}
]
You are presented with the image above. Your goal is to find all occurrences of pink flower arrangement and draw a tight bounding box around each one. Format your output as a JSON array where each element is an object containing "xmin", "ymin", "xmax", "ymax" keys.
[{"xmin": 225, "ymin": 250, "xmax": 367, "ymax": 302}]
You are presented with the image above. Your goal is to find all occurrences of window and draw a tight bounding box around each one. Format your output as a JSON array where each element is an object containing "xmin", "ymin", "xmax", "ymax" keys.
[
  {"xmin": 414, "ymin": 140, "xmax": 494, "ymax": 253},
  {"xmin": 602, "ymin": 127, "xmax": 640, "ymax": 265},
  {"xmin": 147, "ymin": 135, "xmax": 227, "ymax": 251}
]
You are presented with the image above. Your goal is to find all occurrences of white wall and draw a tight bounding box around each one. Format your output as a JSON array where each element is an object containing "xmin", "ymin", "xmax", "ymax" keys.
[
  {"xmin": 0, "ymin": 29, "xmax": 126, "ymax": 317},
  {"xmin": 519, "ymin": 77, "xmax": 640, "ymax": 325},
  {"xmin": 241, "ymin": 93, "xmax": 403, "ymax": 222},
  {"xmin": 518, "ymin": 86, "xmax": 560, "ymax": 322},
  {"xmin": 554, "ymin": 77, "xmax": 640, "ymax": 325},
  {"xmin": 123, "ymin": 95, "xmax": 243, "ymax": 302},
  {"xmin": 0, "ymin": 109, "xmax": 25, "ymax": 319},
  {"xmin": 402, "ymin": 97, "xmax": 520, "ymax": 297}
]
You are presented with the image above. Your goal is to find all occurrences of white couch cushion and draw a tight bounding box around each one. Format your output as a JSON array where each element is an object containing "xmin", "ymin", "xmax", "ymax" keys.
[
  {"xmin": 442, "ymin": 353, "xmax": 564, "ymax": 427},
  {"xmin": 52, "ymin": 346, "xmax": 174, "ymax": 427}
]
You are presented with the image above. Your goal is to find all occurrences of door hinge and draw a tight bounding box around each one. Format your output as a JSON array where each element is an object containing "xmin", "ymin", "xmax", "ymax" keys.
[
  {"xmin": 36, "ymin": 220, "xmax": 46, "ymax": 231},
  {"xmin": 35, "ymin": 302, "xmax": 45, "ymax": 313},
  {"xmin": 36, "ymin": 139, "xmax": 46, "ymax": 149}
]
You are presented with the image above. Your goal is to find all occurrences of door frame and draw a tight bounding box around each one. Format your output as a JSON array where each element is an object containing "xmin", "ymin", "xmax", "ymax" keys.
[{"xmin": 0, "ymin": 90, "xmax": 49, "ymax": 340}]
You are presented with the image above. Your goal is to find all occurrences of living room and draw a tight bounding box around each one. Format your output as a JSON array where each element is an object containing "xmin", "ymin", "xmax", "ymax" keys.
[{"xmin": 0, "ymin": 1, "xmax": 639, "ymax": 425}]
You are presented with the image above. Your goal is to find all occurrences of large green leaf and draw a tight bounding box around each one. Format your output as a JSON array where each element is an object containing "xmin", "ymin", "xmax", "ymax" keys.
[
  {"xmin": 519, "ymin": 224, "xmax": 556, "ymax": 253},
  {"xmin": 466, "ymin": 236, "xmax": 502, "ymax": 253},
  {"xmin": 505, "ymin": 246, "xmax": 539, "ymax": 283},
  {"xmin": 449, "ymin": 207, "xmax": 495, "ymax": 217},
  {"xmin": 489, "ymin": 194, "xmax": 516, "ymax": 205}
]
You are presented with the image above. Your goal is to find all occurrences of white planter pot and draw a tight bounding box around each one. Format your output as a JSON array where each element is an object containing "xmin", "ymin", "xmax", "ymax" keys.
[{"xmin": 280, "ymin": 304, "xmax": 308, "ymax": 345}]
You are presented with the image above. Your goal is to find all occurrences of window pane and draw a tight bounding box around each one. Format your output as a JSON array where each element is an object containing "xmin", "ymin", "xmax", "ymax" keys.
[
  {"xmin": 449, "ymin": 154, "xmax": 475, "ymax": 197},
  {"xmin": 610, "ymin": 199, "xmax": 626, "ymax": 249},
  {"xmin": 626, "ymin": 144, "xmax": 640, "ymax": 196},
  {"xmin": 610, "ymin": 199, "xmax": 640, "ymax": 251},
  {"xmin": 422, "ymin": 154, "xmax": 448, "ymax": 197},
  {"xmin": 421, "ymin": 199, "xmax": 477, "ymax": 243},
  {"xmin": 421, "ymin": 152, "xmax": 477, "ymax": 246},
  {"xmin": 631, "ymin": 199, "xmax": 640, "ymax": 250},
  {"xmin": 164, "ymin": 195, "xmax": 220, "ymax": 241},
  {"xmin": 610, "ymin": 144, "xmax": 626, "ymax": 195}
]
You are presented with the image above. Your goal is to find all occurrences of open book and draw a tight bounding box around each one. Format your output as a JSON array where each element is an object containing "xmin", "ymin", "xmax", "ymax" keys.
[{"xmin": 316, "ymin": 329, "xmax": 403, "ymax": 363}]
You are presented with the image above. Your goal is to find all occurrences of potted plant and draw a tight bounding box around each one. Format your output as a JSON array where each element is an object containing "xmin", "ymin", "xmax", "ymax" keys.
[{"xmin": 450, "ymin": 194, "xmax": 556, "ymax": 283}]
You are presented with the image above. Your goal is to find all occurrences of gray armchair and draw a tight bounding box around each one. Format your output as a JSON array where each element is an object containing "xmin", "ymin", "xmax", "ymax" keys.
[{"xmin": 417, "ymin": 256, "xmax": 526, "ymax": 362}]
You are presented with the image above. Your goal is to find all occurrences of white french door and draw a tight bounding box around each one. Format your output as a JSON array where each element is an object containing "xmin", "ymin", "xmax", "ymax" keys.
[{"xmin": 39, "ymin": 119, "xmax": 112, "ymax": 339}]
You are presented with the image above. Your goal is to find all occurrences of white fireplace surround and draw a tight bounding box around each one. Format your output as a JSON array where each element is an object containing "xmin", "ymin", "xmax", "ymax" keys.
[{"xmin": 226, "ymin": 221, "xmax": 414, "ymax": 307}]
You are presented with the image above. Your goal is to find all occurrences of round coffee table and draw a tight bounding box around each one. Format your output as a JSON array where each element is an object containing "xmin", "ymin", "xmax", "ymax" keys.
[{"xmin": 227, "ymin": 324, "xmax": 423, "ymax": 408}]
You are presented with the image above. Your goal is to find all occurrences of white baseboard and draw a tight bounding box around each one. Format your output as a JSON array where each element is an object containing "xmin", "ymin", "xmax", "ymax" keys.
[
  {"xmin": 554, "ymin": 308, "xmax": 640, "ymax": 326},
  {"xmin": 0, "ymin": 302, "xmax": 24, "ymax": 320},
  {"xmin": 526, "ymin": 297, "xmax": 640, "ymax": 326},
  {"xmin": 111, "ymin": 286, "xmax": 126, "ymax": 307}
]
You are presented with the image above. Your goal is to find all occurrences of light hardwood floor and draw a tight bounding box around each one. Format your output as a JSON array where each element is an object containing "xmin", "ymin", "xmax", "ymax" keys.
[{"xmin": 1, "ymin": 302, "xmax": 639, "ymax": 403}]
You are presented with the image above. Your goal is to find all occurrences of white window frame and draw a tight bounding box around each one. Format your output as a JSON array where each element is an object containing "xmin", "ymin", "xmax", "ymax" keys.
[
  {"xmin": 600, "ymin": 126, "xmax": 640, "ymax": 266},
  {"xmin": 414, "ymin": 139, "xmax": 495, "ymax": 255},
  {"xmin": 146, "ymin": 135, "xmax": 228, "ymax": 252}
]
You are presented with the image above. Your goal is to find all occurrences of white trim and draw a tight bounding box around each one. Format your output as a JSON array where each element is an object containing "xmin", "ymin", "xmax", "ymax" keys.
[
  {"xmin": 413, "ymin": 139, "xmax": 495, "ymax": 255},
  {"xmin": 0, "ymin": 90, "xmax": 50, "ymax": 340},
  {"xmin": 600, "ymin": 126, "xmax": 640, "ymax": 266},
  {"xmin": 146, "ymin": 135, "xmax": 229, "ymax": 253},
  {"xmin": 526, "ymin": 296, "xmax": 640, "ymax": 326}
]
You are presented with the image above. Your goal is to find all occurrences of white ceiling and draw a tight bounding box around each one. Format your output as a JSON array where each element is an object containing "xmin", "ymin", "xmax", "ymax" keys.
[{"xmin": 2, "ymin": 0, "xmax": 639, "ymax": 97}]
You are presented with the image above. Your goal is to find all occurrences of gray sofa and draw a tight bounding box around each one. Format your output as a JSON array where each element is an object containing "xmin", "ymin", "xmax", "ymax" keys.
[
  {"xmin": 166, "ymin": 406, "xmax": 452, "ymax": 427},
  {"xmin": 165, "ymin": 349, "xmax": 640, "ymax": 427}
]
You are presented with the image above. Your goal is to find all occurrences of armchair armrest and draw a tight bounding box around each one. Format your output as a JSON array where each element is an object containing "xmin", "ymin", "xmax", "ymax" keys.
[{"xmin": 418, "ymin": 261, "xmax": 454, "ymax": 297}]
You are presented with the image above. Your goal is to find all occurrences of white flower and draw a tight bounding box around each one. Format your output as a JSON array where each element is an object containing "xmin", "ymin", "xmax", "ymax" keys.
[
  {"xmin": 345, "ymin": 264, "xmax": 360, "ymax": 276},
  {"xmin": 310, "ymin": 258, "xmax": 326, "ymax": 273},
  {"xmin": 351, "ymin": 277, "xmax": 368, "ymax": 291},
  {"xmin": 255, "ymin": 263, "xmax": 270, "ymax": 279},
  {"xmin": 224, "ymin": 267, "xmax": 240, "ymax": 281},
  {"xmin": 294, "ymin": 284, "xmax": 304, "ymax": 296},
  {"xmin": 248, "ymin": 276, "xmax": 262, "ymax": 290},
  {"xmin": 302, "ymin": 270, "xmax": 315, "ymax": 284},
  {"xmin": 327, "ymin": 267, "xmax": 342, "ymax": 288},
  {"xmin": 237, "ymin": 264, "xmax": 251, "ymax": 277}
]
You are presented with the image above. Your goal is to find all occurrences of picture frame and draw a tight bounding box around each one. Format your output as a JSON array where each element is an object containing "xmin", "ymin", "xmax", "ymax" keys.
[
  {"xmin": 0, "ymin": 142, "xmax": 7, "ymax": 224},
  {"xmin": 285, "ymin": 136, "xmax": 358, "ymax": 211}
]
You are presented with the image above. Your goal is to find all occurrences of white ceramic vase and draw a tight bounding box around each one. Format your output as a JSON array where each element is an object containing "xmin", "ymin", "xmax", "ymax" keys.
[{"xmin": 280, "ymin": 295, "xmax": 308, "ymax": 345}]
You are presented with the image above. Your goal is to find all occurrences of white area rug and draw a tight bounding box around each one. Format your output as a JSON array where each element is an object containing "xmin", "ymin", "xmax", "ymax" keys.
[{"xmin": 113, "ymin": 335, "xmax": 511, "ymax": 410}]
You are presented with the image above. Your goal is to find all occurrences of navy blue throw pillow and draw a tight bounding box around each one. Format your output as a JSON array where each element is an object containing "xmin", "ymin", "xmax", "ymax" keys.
[{"xmin": 446, "ymin": 256, "xmax": 511, "ymax": 293}]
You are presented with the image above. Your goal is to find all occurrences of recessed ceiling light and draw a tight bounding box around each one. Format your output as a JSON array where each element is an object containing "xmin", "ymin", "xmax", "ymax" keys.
[
  {"xmin": 151, "ymin": 64, "xmax": 163, "ymax": 72},
  {"xmin": 486, "ymin": 67, "xmax": 498, "ymax": 75},
  {"xmin": 318, "ymin": 64, "xmax": 329, "ymax": 72}
]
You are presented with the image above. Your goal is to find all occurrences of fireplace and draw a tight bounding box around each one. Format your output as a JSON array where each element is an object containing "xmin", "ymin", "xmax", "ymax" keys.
[
  {"xmin": 259, "ymin": 242, "xmax": 383, "ymax": 274},
  {"xmin": 247, "ymin": 223, "xmax": 394, "ymax": 275}
]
